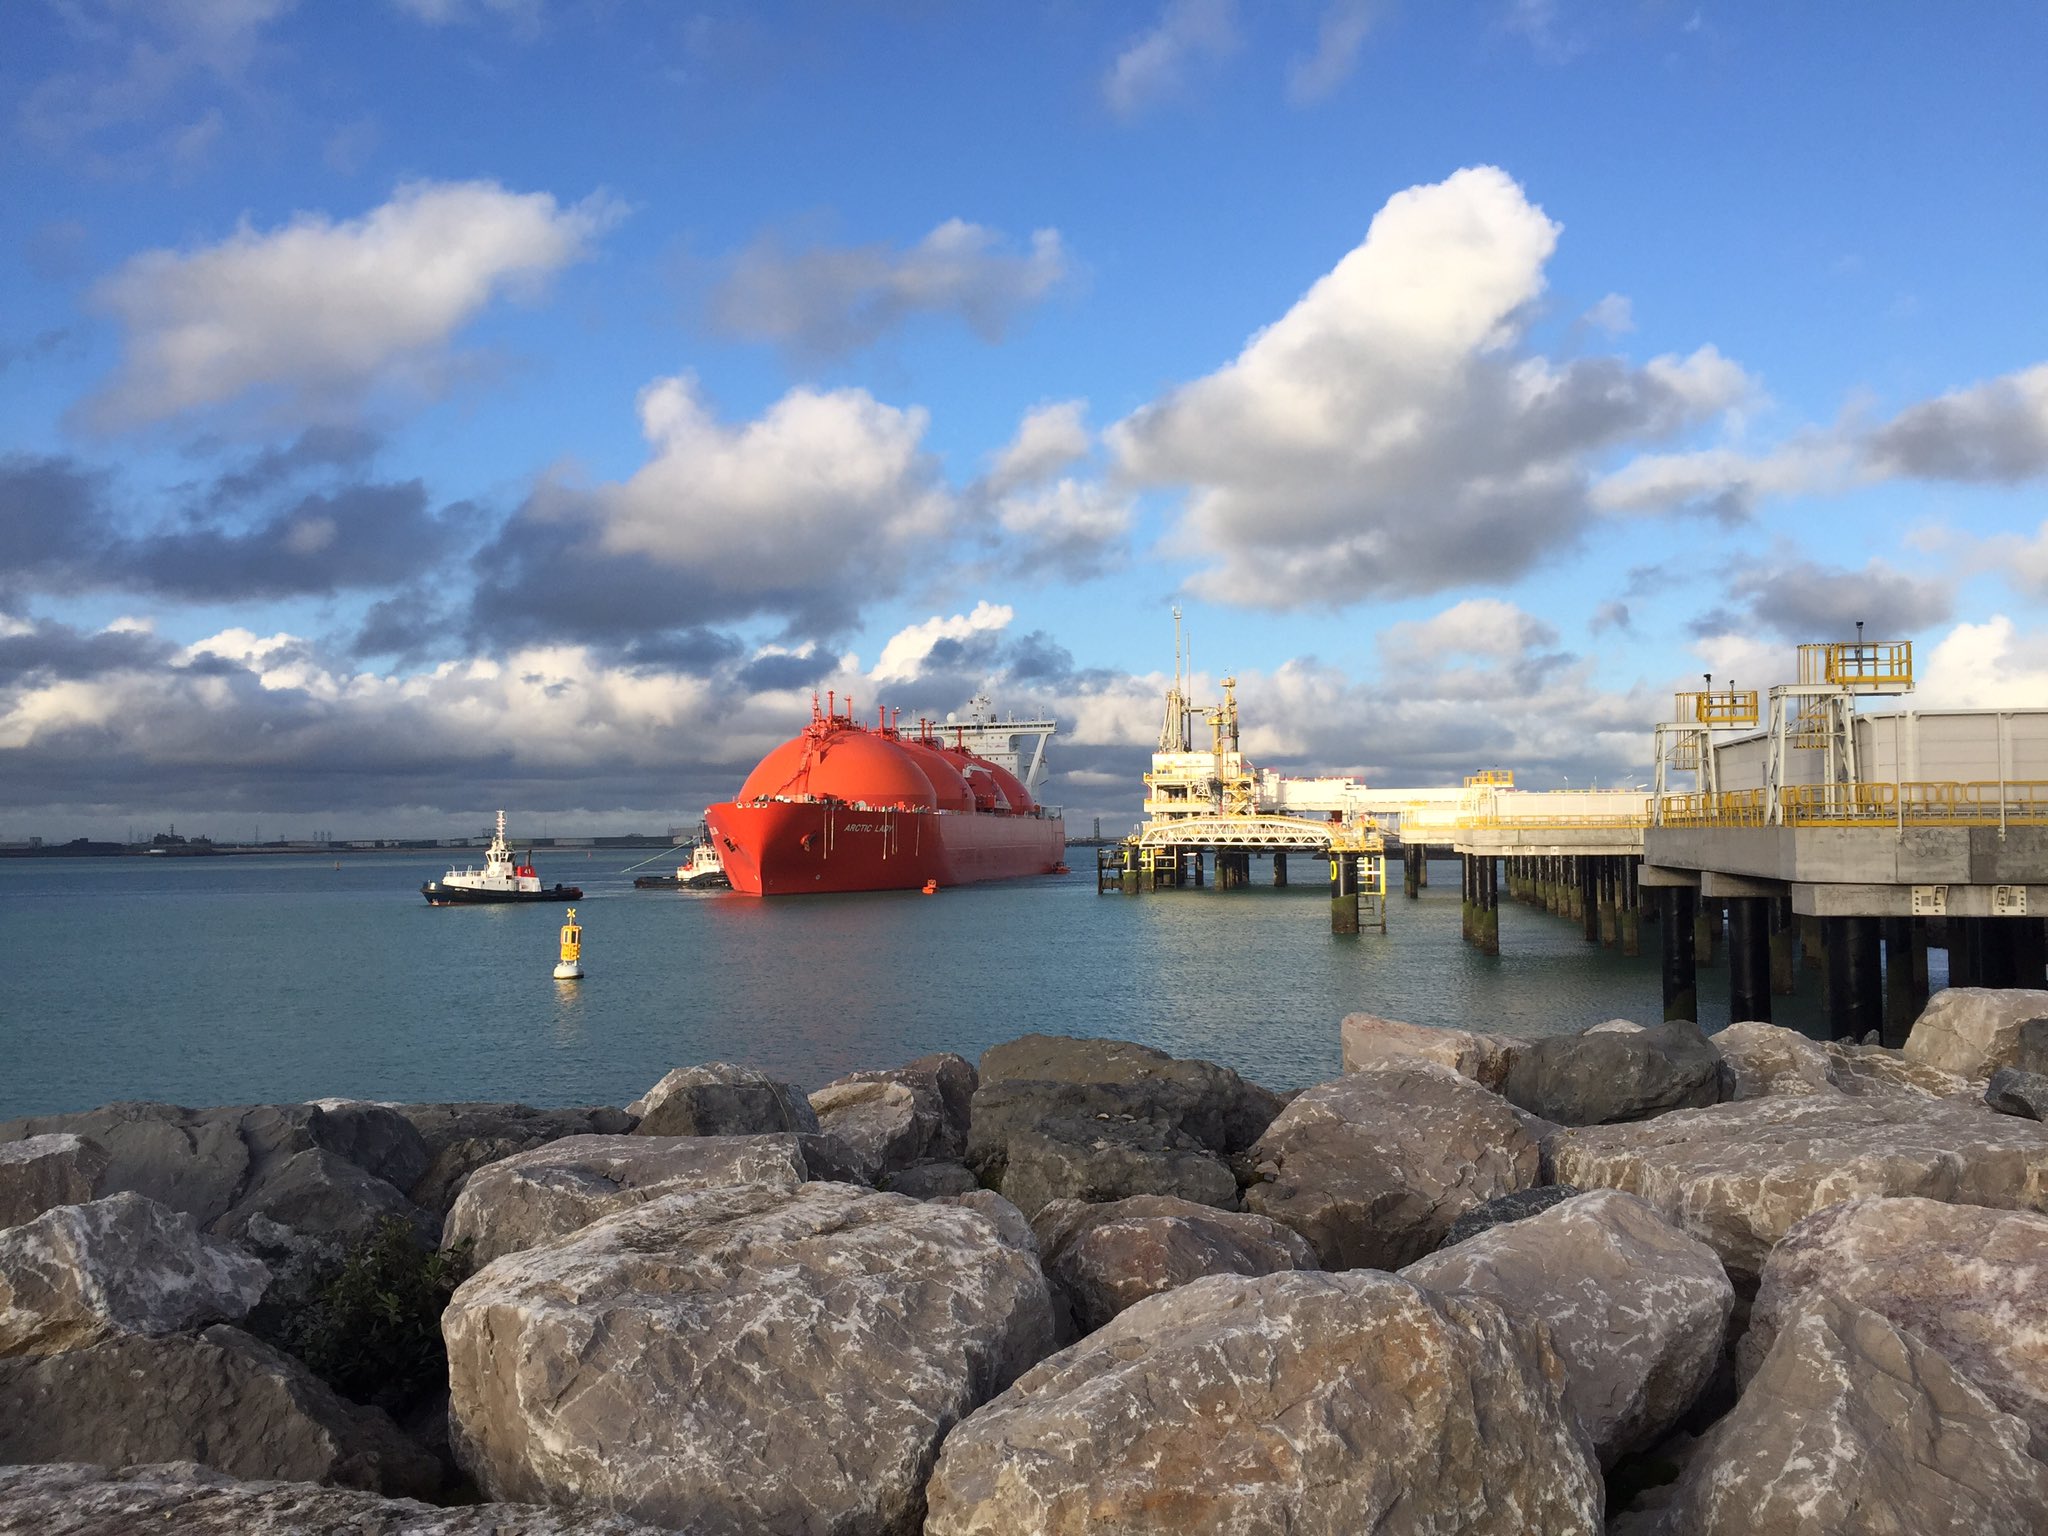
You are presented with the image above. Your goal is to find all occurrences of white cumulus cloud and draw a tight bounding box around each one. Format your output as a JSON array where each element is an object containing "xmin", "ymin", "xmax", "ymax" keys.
[
  {"xmin": 1109, "ymin": 165, "xmax": 1752, "ymax": 607},
  {"xmin": 84, "ymin": 179, "xmax": 619, "ymax": 430},
  {"xmin": 872, "ymin": 601, "xmax": 1015, "ymax": 684}
]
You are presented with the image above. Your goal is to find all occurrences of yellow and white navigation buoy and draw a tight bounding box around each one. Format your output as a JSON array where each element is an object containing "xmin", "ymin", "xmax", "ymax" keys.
[{"xmin": 553, "ymin": 908, "xmax": 584, "ymax": 980}]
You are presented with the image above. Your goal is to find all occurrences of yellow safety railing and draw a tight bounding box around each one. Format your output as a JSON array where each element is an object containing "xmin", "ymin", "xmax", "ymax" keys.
[
  {"xmin": 1674, "ymin": 688, "xmax": 1760, "ymax": 728},
  {"xmin": 1797, "ymin": 640, "xmax": 1914, "ymax": 690},
  {"xmin": 1657, "ymin": 781, "xmax": 2048, "ymax": 828}
]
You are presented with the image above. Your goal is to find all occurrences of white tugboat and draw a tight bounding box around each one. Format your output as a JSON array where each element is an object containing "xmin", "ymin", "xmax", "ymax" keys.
[
  {"xmin": 421, "ymin": 811, "xmax": 583, "ymax": 906},
  {"xmin": 633, "ymin": 840, "xmax": 731, "ymax": 891}
]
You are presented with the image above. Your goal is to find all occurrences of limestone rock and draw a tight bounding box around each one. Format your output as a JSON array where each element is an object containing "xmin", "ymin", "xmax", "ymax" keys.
[
  {"xmin": 1988, "ymin": 1065, "xmax": 2048, "ymax": 1120},
  {"xmin": 0, "ymin": 1101, "xmax": 433, "ymax": 1249},
  {"xmin": 1650, "ymin": 1295, "xmax": 2048, "ymax": 1536},
  {"xmin": 1587, "ymin": 1019, "xmax": 1648, "ymax": 1034},
  {"xmin": 923, "ymin": 1269, "xmax": 1603, "ymax": 1536},
  {"xmin": 1245, "ymin": 1064, "xmax": 1541, "ymax": 1268},
  {"xmin": 1403, "ymin": 1190, "xmax": 1733, "ymax": 1466},
  {"xmin": 215, "ymin": 1147, "xmax": 435, "ymax": 1251},
  {"xmin": 0, "ymin": 1192, "xmax": 268, "ymax": 1356},
  {"xmin": 1502, "ymin": 1021, "xmax": 1720, "ymax": 1126},
  {"xmin": 1033, "ymin": 1194, "xmax": 1317, "ymax": 1334},
  {"xmin": 1551, "ymin": 1094, "xmax": 2048, "ymax": 1282},
  {"xmin": 0, "ymin": 1326, "xmax": 441, "ymax": 1498},
  {"xmin": 901, "ymin": 1051, "xmax": 978, "ymax": 1156},
  {"xmin": 629, "ymin": 1061, "xmax": 819, "ymax": 1137},
  {"xmin": 986, "ymin": 1110, "xmax": 1237, "ymax": 1220},
  {"xmin": 1440, "ymin": 1183, "xmax": 1584, "ymax": 1248},
  {"xmin": 0, "ymin": 1132, "xmax": 109, "ymax": 1228},
  {"xmin": 933, "ymin": 1189, "xmax": 1038, "ymax": 1254},
  {"xmin": 1904, "ymin": 985, "xmax": 2048, "ymax": 1079},
  {"xmin": 444, "ymin": 1181, "xmax": 1056, "ymax": 1535},
  {"xmin": 295, "ymin": 1102, "xmax": 432, "ymax": 1194},
  {"xmin": 2020, "ymin": 1016, "xmax": 2048, "ymax": 1075},
  {"xmin": 1715, "ymin": 1020, "xmax": 1976, "ymax": 1102},
  {"xmin": 978, "ymin": 1033, "xmax": 1282, "ymax": 1153},
  {"xmin": 809, "ymin": 1075, "xmax": 939, "ymax": 1177},
  {"xmin": 442, "ymin": 1131, "xmax": 863, "ymax": 1264},
  {"xmin": 1743, "ymin": 1196, "xmax": 2048, "ymax": 1456},
  {"xmin": 390, "ymin": 1102, "xmax": 639, "ymax": 1215},
  {"xmin": 883, "ymin": 1160, "xmax": 980, "ymax": 1197},
  {"xmin": 0, "ymin": 1462, "xmax": 671, "ymax": 1535},
  {"xmin": 1338, "ymin": 1013, "xmax": 1527, "ymax": 1090}
]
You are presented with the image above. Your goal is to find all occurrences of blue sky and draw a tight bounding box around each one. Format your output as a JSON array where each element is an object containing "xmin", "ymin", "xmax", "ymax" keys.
[{"xmin": 4, "ymin": 1, "xmax": 2046, "ymax": 838}]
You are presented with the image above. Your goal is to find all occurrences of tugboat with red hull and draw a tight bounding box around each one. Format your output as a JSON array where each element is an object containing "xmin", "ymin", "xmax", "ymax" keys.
[
  {"xmin": 705, "ymin": 695, "xmax": 1065, "ymax": 896},
  {"xmin": 421, "ymin": 811, "xmax": 583, "ymax": 906}
]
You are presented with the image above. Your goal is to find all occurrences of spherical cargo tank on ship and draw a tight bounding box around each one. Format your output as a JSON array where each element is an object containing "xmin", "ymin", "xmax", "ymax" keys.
[{"xmin": 704, "ymin": 693, "xmax": 1066, "ymax": 896}]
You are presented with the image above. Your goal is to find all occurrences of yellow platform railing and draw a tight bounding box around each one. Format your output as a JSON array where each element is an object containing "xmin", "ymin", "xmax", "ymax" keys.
[{"xmin": 1657, "ymin": 781, "xmax": 2048, "ymax": 828}]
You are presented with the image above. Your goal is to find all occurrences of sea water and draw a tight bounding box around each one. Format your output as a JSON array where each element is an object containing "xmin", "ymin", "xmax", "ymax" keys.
[{"xmin": 0, "ymin": 852, "xmax": 1856, "ymax": 1120}]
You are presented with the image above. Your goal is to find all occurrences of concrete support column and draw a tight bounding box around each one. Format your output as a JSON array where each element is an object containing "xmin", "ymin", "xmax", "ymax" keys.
[
  {"xmin": 1799, "ymin": 914, "xmax": 1825, "ymax": 970},
  {"xmin": 1598, "ymin": 859, "xmax": 1620, "ymax": 948},
  {"xmin": 1192, "ymin": 851, "xmax": 1205, "ymax": 887},
  {"xmin": 1331, "ymin": 852, "xmax": 1359, "ymax": 934},
  {"xmin": 1729, "ymin": 897, "xmax": 1772, "ymax": 1024},
  {"xmin": 1417, "ymin": 848, "xmax": 1429, "ymax": 887},
  {"xmin": 1620, "ymin": 859, "xmax": 1642, "ymax": 957},
  {"xmin": 1580, "ymin": 859, "xmax": 1600, "ymax": 943},
  {"xmin": 1120, "ymin": 845, "xmax": 1138, "ymax": 895},
  {"xmin": 1825, "ymin": 916, "xmax": 1882, "ymax": 1042},
  {"xmin": 1273, "ymin": 851, "xmax": 1288, "ymax": 888},
  {"xmin": 1694, "ymin": 901, "xmax": 1720, "ymax": 967},
  {"xmin": 1662, "ymin": 886, "xmax": 1698, "ymax": 1022},
  {"xmin": 1478, "ymin": 857, "xmax": 1500, "ymax": 956},
  {"xmin": 1768, "ymin": 896, "xmax": 1796, "ymax": 996},
  {"xmin": 1880, "ymin": 915, "xmax": 1926, "ymax": 1049},
  {"xmin": 2012, "ymin": 919, "xmax": 2047, "ymax": 988},
  {"xmin": 1462, "ymin": 853, "xmax": 1476, "ymax": 944}
]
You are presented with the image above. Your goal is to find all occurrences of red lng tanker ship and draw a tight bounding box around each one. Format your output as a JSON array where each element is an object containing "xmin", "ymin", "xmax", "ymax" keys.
[{"xmin": 705, "ymin": 695, "xmax": 1066, "ymax": 896}]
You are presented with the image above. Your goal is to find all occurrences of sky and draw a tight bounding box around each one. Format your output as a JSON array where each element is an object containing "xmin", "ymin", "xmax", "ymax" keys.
[{"xmin": 3, "ymin": 0, "xmax": 2047, "ymax": 841}]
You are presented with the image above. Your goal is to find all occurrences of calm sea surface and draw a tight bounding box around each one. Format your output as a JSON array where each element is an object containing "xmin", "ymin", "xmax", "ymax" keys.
[{"xmin": 0, "ymin": 851, "xmax": 1876, "ymax": 1121}]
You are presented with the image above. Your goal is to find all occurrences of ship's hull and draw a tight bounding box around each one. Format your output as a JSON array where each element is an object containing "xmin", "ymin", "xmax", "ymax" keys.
[
  {"xmin": 704, "ymin": 801, "xmax": 1065, "ymax": 896},
  {"xmin": 421, "ymin": 881, "xmax": 583, "ymax": 906}
]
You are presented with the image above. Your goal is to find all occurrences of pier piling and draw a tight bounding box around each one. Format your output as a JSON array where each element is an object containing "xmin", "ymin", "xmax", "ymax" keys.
[
  {"xmin": 1729, "ymin": 897, "xmax": 1772, "ymax": 1024},
  {"xmin": 1331, "ymin": 852, "xmax": 1360, "ymax": 934},
  {"xmin": 1880, "ymin": 916, "xmax": 1925, "ymax": 1047},
  {"xmin": 1826, "ymin": 916, "xmax": 1883, "ymax": 1041},
  {"xmin": 1768, "ymin": 897, "xmax": 1796, "ymax": 995},
  {"xmin": 1661, "ymin": 886, "xmax": 1698, "ymax": 1022},
  {"xmin": 1273, "ymin": 851, "xmax": 1287, "ymax": 887}
]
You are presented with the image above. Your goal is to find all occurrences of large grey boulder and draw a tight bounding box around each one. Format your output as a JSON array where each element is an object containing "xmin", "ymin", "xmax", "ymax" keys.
[
  {"xmin": 0, "ymin": 1132, "xmax": 109, "ymax": 1228},
  {"xmin": 1743, "ymin": 1196, "xmax": 2048, "ymax": 1456},
  {"xmin": 389, "ymin": 1102, "xmax": 639, "ymax": 1215},
  {"xmin": 1245, "ymin": 1064, "xmax": 1541, "ymax": 1268},
  {"xmin": 629, "ymin": 1061, "xmax": 819, "ymax": 1137},
  {"xmin": 1714, "ymin": 1020, "xmax": 1976, "ymax": 1102},
  {"xmin": 0, "ymin": 1326, "xmax": 440, "ymax": 1498},
  {"xmin": 1339, "ymin": 1013, "xmax": 1527, "ymax": 1090},
  {"xmin": 0, "ymin": 1101, "xmax": 433, "ymax": 1250},
  {"xmin": 1403, "ymin": 1190, "xmax": 1732, "ymax": 1466},
  {"xmin": 2019, "ymin": 1016, "xmax": 2048, "ymax": 1075},
  {"xmin": 1033, "ymin": 1194, "xmax": 1317, "ymax": 1335},
  {"xmin": 1646, "ymin": 1295, "xmax": 2048, "ymax": 1535},
  {"xmin": 444, "ymin": 1181, "xmax": 1056, "ymax": 1535},
  {"xmin": 216, "ymin": 1146, "xmax": 436, "ymax": 1251},
  {"xmin": 1551, "ymin": 1093, "xmax": 2048, "ymax": 1282},
  {"xmin": 977, "ymin": 1034, "xmax": 1283, "ymax": 1153},
  {"xmin": 924, "ymin": 1269, "xmax": 1602, "ymax": 1536},
  {"xmin": 1502, "ymin": 1021, "xmax": 1720, "ymax": 1125},
  {"xmin": 1987, "ymin": 1065, "xmax": 2048, "ymax": 1120},
  {"xmin": 0, "ymin": 1192, "xmax": 268, "ymax": 1356},
  {"xmin": 810, "ymin": 1053, "xmax": 977, "ymax": 1176},
  {"xmin": 1904, "ymin": 986, "xmax": 2048, "ymax": 1079},
  {"xmin": 442, "ymin": 1131, "xmax": 862, "ymax": 1265},
  {"xmin": 0, "ymin": 1462, "xmax": 672, "ymax": 1534},
  {"xmin": 989, "ymin": 1110, "xmax": 1238, "ymax": 1219}
]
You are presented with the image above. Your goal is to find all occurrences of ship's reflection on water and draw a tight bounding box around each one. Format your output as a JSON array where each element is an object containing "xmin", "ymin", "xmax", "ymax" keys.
[{"xmin": 0, "ymin": 852, "xmax": 1858, "ymax": 1120}]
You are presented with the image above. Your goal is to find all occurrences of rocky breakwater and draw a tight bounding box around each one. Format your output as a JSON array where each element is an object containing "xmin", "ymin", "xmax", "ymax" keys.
[{"xmin": 8, "ymin": 997, "xmax": 2048, "ymax": 1533}]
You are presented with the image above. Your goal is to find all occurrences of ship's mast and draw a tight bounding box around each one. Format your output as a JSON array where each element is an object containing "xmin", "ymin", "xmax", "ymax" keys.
[{"xmin": 488, "ymin": 809, "xmax": 510, "ymax": 866}]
